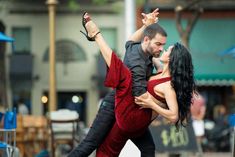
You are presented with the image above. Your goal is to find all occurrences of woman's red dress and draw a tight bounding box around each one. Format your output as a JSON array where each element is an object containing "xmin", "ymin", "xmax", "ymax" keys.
[{"xmin": 96, "ymin": 52, "xmax": 170, "ymax": 157}]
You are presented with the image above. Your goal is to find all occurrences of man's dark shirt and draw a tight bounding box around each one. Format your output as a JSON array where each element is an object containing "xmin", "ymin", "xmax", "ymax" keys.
[
  {"xmin": 103, "ymin": 41, "xmax": 154, "ymax": 103},
  {"xmin": 123, "ymin": 41, "xmax": 154, "ymax": 97}
]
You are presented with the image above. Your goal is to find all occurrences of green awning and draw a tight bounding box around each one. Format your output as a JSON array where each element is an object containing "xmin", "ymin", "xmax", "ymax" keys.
[
  {"xmin": 192, "ymin": 47, "xmax": 235, "ymax": 86},
  {"xmin": 159, "ymin": 18, "xmax": 235, "ymax": 86},
  {"xmin": 195, "ymin": 74, "xmax": 235, "ymax": 86},
  {"xmin": 193, "ymin": 52, "xmax": 235, "ymax": 86}
]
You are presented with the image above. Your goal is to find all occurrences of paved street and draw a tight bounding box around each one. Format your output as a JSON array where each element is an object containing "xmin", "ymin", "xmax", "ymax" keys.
[
  {"xmin": 87, "ymin": 140, "xmax": 232, "ymax": 157},
  {"xmin": 89, "ymin": 152, "xmax": 231, "ymax": 157},
  {"xmin": 157, "ymin": 152, "xmax": 231, "ymax": 157}
]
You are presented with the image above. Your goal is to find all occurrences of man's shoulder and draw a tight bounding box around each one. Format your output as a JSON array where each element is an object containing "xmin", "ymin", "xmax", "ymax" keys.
[
  {"xmin": 126, "ymin": 40, "xmax": 141, "ymax": 50},
  {"xmin": 125, "ymin": 41, "xmax": 141, "ymax": 54},
  {"xmin": 124, "ymin": 41, "xmax": 144, "ymax": 65}
]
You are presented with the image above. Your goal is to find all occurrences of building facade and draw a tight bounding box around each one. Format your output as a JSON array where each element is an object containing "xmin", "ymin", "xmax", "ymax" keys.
[
  {"xmin": 1, "ymin": 0, "xmax": 235, "ymax": 127},
  {"xmin": 1, "ymin": 0, "xmax": 125, "ymax": 125}
]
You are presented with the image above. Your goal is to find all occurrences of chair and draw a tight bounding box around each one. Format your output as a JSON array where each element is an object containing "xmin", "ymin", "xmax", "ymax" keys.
[
  {"xmin": 16, "ymin": 115, "xmax": 49, "ymax": 157},
  {"xmin": 48, "ymin": 109, "xmax": 79, "ymax": 157},
  {"xmin": 16, "ymin": 115, "xmax": 25, "ymax": 157}
]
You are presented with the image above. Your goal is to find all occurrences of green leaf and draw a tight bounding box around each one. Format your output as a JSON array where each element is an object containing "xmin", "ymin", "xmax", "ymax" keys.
[
  {"xmin": 136, "ymin": 0, "xmax": 145, "ymax": 6},
  {"xmin": 68, "ymin": 0, "xmax": 80, "ymax": 11},
  {"xmin": 92, "ymin": 0, "xmax": 108, "ymax": 5}
]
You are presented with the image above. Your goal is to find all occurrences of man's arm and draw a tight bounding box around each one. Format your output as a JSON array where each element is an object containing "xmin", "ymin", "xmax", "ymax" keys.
[
  {"xmin": 128, "ymin": 25, "xmax": 146, "ymax": 42},
  {"xmin": 129, "ymin": 60, "xmax": 149, "ymax": 96},
  {"xmin": 128, "ymin": 8, "xmax": 159, "ymax": 42},
  {"xmin": 124, "ymin": 9, "xmax": 159, "ymax": 97}
]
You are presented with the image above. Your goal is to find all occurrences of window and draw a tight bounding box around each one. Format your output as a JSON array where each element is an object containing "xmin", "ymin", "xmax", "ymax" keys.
[
  {"xmin": 12, "ymin": 27, "xmax": 31, "ymax": 53},
  {"xmin": 100, "ymin": 28, "xmax": 117, "ymax": 51},
  {"xmin": 43, "ymin": 39, "xmax": 86, "ymax": 62}
]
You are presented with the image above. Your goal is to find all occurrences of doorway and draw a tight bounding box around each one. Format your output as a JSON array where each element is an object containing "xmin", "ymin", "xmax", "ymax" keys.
[{"xmin": 42, "ymin": 91, "xmax": 87, "ymax": 123}]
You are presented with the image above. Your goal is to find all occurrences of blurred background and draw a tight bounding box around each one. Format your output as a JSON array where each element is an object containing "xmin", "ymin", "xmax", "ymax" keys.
[{"xmin": 0, "ymin": 0, "xmax": 235, "ymax": 156}]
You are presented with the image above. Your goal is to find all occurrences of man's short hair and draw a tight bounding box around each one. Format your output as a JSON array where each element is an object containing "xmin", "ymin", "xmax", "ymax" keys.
[{"xmin": 142, "ymin": 23, "xmax": 167, "ymax": 40}]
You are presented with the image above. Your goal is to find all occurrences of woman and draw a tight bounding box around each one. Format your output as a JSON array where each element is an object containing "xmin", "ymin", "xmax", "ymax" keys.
[{"xmin": 82, "ymin": 13, "xmax": 196, "ymax": 157}]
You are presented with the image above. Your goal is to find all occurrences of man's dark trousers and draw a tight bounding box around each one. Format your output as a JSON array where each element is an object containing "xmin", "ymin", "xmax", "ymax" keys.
[{"xmin": 68, "ymin": 91, "xmax": 155, "ymax": 157}]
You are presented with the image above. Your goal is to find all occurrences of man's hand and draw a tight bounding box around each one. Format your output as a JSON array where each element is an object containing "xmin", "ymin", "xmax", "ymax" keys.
[
  {"xmin": 141, "ymin": 8, "xmax": 159, "ymax": 26},
  {"xmin": 135, "ymin": 92, "xmax": 168, "ymax": 109},
  {"xmin": 135, "ymin": 92, "xmax": 154, "ymax": 109}
]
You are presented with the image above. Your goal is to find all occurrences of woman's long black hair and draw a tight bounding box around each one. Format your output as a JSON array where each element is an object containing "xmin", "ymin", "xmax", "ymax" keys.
[{"xmin": 169, "ymin": 43, "xmax": 196, "ymax": 129}]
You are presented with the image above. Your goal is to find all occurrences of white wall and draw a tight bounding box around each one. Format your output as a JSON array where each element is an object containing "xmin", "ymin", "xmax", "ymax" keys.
[{"xmin": 4, "ymin": 11, "xmax": 125, "ymax": 125}]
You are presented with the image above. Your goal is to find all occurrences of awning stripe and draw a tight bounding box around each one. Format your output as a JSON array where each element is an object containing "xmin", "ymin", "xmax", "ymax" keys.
[
  {"xmin": 196, "ymin": 79, "xmax": 235, "ymax": 86},
  {"xmin": 195, "ymin": 74, "xmax": 235, "ymax": 86}
]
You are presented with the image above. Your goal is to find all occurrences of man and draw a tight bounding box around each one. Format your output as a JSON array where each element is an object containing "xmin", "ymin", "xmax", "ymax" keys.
[
  {"xmin": 68, "ymin": 9, "xmax": 167, "ymax": 157},
  {"xmin": 191, "ymin": 93, "xmax": 206, "ymax": 157}
]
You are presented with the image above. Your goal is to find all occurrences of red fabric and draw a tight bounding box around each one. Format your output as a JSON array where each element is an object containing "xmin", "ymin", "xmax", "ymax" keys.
[
  {"xmin": 98, "ymin": 52, "xmax": 171, "ymax": 156},
  {"xmin": 96, "ymin": 123, "xmax": 128, "ymax": 157},
  {"xmin": 147, "ymin": 77, "xmax": 171, "ymax": 104},
  {"xmin": 104, "ymin": 52, "xmax": 152, "ymax": 132}
]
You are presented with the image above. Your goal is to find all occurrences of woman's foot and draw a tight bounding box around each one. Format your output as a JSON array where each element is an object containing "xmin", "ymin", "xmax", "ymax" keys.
[{"xmin": 80, "ymin": 12, "xmax": 100, "ymax": 41}]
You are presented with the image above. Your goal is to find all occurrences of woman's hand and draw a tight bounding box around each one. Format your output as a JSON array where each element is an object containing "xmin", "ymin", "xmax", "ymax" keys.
[{"xmin": 141, "ymin": 8, "xmax": 159, "ymax": 26}]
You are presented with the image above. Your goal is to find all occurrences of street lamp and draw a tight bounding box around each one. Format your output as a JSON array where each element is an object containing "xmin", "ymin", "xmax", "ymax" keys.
[
  {"xmin": 46, "ymin": 0, "xmax": 58, "ymax": 112},
  {"xmin": 125, "ymin": 0, "xmax": 136, "ymax": 41}
]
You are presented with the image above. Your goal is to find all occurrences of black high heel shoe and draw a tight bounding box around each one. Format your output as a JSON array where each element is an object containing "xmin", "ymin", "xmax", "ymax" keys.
[{"xmin": 80, "ymin": 12, "xmax": 100, "ymax": 41}]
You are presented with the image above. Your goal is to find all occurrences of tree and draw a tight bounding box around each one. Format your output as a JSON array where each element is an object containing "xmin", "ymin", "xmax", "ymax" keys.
[{"xmin": 175, "ymin": 0, "xmax": 203, "ymax": 49}]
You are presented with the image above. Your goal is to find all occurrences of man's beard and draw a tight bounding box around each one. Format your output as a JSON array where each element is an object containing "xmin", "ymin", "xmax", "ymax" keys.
[
  {"xmin": 153, "ymin": 53, "xmax": 160, "ymax": 58},
  {"xmin": 147, "ymin": 44, "xmax": 160, "ymax": 58}
]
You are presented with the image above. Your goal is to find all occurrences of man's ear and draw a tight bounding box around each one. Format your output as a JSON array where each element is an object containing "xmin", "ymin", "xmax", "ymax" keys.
[{"xmin": 143, "ymin": 36, "xmax": 150, "ymax": 43}]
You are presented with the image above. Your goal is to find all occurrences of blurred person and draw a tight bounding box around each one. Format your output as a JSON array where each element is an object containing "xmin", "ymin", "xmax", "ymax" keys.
[
  {"xmin": 213, "ymin": 104, "xmax": 228, "ymax": 126},
  {"xmin": 191, "ymin": 93, "xmax": 206, "ymax": 157},
  {"xmin": 17, "ymin": 98, "xmax": 29, "ymax": 115},
  {"xmin": 76, "ymin": 12, "xmax": 196, "ymax": 157},
  {"xmin": 68, "ymin": 9, "xmax": 164, "ymax": 157},
  {"xmin": 213, "ymin": 104, "xmax": 230, "ymax": 138}
]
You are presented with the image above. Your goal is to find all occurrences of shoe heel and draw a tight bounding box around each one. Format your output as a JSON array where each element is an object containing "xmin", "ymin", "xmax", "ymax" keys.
[
  {"xmin": 80, "ymin": 30, "xmax": 95, "ymax": 41},
  {"xmin": 80, "ymin": 30, "xmax": 93, "ymax": 41}
]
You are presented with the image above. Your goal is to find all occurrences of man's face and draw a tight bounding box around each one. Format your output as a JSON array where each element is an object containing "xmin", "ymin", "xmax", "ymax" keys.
[{"xmin": 145, "ymin": 33, "xmax": 166, "ymax": 58}]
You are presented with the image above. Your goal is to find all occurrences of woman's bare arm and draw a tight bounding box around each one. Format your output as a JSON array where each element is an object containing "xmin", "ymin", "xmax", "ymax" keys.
[{"xmin": 135, "ymin": 84, "xmax": 179, "ymax": 123}]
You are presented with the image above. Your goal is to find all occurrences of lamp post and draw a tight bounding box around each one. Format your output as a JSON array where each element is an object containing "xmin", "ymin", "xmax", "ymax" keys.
[
  {"xmin": 46, "ymin": 0, "xmax": 58, "ymax": 111},
  {"xmin": 125, "ymin": 0, "xmax": 136, "ymax": 41}
]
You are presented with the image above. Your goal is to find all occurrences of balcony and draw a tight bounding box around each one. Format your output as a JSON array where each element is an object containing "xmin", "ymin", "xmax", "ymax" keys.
[{"xmin": 9, "ymin": 53, "xmax": 33, "ymax": 81}]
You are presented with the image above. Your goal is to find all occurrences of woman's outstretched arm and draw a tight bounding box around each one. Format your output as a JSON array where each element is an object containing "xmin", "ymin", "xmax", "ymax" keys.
[{"xmin": 135, "ymin": 86, "xmax": 179, "ymax": 123}]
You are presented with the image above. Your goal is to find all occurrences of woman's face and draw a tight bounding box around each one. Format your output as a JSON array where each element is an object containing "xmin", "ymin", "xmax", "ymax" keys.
[{"xmin": 159, "ymin": 45, "xmax": 174, "ymax": 63}]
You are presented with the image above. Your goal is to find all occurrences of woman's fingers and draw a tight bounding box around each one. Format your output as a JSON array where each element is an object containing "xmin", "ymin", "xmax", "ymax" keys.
[{"xmin": 152, "ymin": 8, "xmax": 159, "ymax": 13}]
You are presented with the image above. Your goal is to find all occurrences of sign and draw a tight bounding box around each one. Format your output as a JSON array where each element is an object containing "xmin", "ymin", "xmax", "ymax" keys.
[{"xmin": 149, "ymin": 118, "xmax": 198, "ymax": 153}]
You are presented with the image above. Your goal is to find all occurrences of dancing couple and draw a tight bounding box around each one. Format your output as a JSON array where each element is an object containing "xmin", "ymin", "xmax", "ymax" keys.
[{"xmin": 68, "ymin": 8, "xmax": 196, "ymax": 157}]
